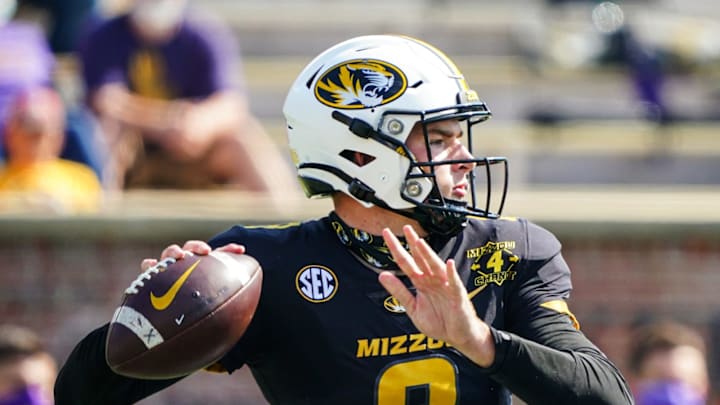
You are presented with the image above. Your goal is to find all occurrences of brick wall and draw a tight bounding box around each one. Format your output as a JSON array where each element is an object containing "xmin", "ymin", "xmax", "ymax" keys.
[{"xmin": 561, "ymin": 237, "xmax": 720, "ymax": 366}]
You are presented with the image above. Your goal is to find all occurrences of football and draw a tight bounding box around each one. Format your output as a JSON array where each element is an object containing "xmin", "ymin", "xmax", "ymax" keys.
[{"xmin": 105, "ymin": 251, "xmax": 262, "ymax": 379}]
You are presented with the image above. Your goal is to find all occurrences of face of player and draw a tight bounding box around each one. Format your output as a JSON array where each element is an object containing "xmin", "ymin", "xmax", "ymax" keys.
[{"xmin": 405, "ymin": 119, "xmax": 476, "ymax": 202}]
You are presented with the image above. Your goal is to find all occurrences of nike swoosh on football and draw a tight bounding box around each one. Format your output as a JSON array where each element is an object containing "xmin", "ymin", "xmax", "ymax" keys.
[{"xmin": 150, "ymin": 259, "xmax": 202, "ymax": 311}]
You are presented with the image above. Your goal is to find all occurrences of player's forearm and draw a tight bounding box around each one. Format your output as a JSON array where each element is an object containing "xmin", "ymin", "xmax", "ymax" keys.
[
  {"xmin": 54, "ymin": 323, "xmax": 181, "ymax": 405},
  {"xmin": 484, "ymin": 323, "xmax": 634, "ymax": 404}
]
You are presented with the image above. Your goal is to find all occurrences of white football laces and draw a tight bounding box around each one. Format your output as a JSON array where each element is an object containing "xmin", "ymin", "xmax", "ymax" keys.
[{"xmin": 124, "ymin": 257, "xmax": 177, "ymax": 295}]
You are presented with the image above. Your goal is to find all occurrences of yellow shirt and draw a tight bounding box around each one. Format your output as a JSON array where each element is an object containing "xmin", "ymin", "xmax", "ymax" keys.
[{"xmin": 0, "ymin": 160, "xmax": 102, "ymax": 213}]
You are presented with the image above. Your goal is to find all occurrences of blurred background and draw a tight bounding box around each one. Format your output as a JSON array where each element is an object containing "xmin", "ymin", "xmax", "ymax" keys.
[{"xmin": 1, "ymin": 0, "xmax": 720, "ymax": 404}]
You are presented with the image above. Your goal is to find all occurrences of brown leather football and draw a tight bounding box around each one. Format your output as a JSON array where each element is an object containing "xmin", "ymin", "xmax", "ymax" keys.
[{"xmin": 105, "ymin": 251, "xmax": 262, "ymax": 379}]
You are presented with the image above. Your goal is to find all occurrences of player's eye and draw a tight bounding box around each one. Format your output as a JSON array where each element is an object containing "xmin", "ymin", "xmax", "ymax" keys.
[{"xmin": 428, "ymin": 138, "xmax": 445, "ymax": 147}]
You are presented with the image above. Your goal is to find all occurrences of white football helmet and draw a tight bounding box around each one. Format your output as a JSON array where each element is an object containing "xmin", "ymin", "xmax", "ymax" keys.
[{"xmin": 283, "ymin": 35, "xmax": 507, "ymax": 235}]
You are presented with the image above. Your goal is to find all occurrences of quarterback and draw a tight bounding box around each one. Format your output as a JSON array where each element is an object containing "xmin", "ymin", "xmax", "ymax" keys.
[{"xmin": 55, "ymin": 35, "xmax": 633, "ymax": 404}]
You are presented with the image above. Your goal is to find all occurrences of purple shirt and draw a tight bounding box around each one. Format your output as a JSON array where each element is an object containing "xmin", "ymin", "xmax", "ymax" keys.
[
  {"xmin": 636, "ymin": 381, "xmax": 706, "ymax": 405},
  {"xmin": 79, "ymin": 13, "xmax": 243, "ymax": 101},
  {"xmin": 0, "ymin": 22, "xmax": 54, "ymax": 128}
]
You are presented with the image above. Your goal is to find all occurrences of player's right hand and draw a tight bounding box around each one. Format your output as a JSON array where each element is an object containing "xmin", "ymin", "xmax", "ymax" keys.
[{"xmin": 140, "ymin": 241, "xmax": 246, "ymax": 271}]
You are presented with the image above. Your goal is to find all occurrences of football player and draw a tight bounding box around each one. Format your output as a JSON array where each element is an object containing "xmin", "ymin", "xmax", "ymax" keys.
[{"xmin": 55, "ymin": 35, "xmax": 634, "ymax": 404}]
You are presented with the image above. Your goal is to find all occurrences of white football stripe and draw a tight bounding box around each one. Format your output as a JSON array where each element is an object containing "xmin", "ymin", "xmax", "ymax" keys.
[
  {"xmin": 112, "ymin": 306, "xmax": 165, "ymax": 349},
  {"xmin": 209, "ymin": 251, "xmax": 251, "ymax": 284}
]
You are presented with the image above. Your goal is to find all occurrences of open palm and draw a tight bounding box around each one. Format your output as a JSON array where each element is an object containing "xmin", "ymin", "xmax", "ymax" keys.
[{"xmin": 379, "ymin": 226, "xmax": 495, "ymax": 367}]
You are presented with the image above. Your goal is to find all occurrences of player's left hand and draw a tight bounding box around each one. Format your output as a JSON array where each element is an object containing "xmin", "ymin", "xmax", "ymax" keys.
[{"xmin": 378, "ymin": 225, "xmax": 495, "ymax": 367}]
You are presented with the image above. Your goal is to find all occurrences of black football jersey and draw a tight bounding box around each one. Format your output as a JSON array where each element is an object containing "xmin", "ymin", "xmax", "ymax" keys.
[
  {"xmin": 54, "ymin": 214, "xmax": 633, "ymax": 405},
  {"xmin": 208, "ymin": 214, "xmax": 598, "ymax": 404}
]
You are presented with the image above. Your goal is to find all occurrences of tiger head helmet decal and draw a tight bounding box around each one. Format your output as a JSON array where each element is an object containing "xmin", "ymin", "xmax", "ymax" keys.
[{"xmin": 315, "ymin": 60, "xmax": 407, "ymax": 109}]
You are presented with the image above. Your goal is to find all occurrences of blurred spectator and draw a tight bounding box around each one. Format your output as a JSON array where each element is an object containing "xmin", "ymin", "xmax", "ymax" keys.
[
  {"xmin": 79, "ymin": 0, "xmax": 296, "ymax": 192},
  {"xmin": 628, "ymin": 320, "xmax": 709, "ymax": 405},
  {"xmin": 0, "ymin": 0, "xmax": 53, "ymax": 156},
  {"xmin": 17, "ymin": 0, "xmax": 98, "ymax": 53},
  {"xmin": 600, "ymin": 24, "xmax": 670, "ymax": 124},
  {"xmin": 0, "ymin": 324, "xmax": 57, "ymax": 405},
  {"xmin": 0, "ymin": 0, "xmax": 109, "ymax": 183},
  {"xmin": 0, "ymin": 86, "xmax": 102, "ymax": 213}
]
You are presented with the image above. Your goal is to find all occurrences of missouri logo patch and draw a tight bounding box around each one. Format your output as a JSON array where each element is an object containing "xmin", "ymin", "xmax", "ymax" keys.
[
  {"xmin": 314, "ymin": 59, "xmax": 407, "ymax": 109},
  {"xmin": 383, "ymin": 295, "xmax": 406, "ymax": 314}
]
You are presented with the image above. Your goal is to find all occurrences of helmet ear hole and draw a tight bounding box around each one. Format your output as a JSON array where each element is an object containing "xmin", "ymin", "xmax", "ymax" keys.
[{"xmin": 339, "ymin": 150, "xmax": 376, "ymax": 167}]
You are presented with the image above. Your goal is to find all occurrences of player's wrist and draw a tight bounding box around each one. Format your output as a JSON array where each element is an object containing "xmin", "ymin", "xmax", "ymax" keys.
[{"xmin": 453, "ymin": 319, "xmax": 496, "ymax": 368}]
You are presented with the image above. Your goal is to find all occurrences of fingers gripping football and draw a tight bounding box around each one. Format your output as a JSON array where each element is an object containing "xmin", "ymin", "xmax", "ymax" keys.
[
  {"xmin": 107, "ymin": 247, "xmax": 261, "ymax": 379},
  {"xmin": 140, "ymin": 241, "xmax": 245, "ymax": 272}
]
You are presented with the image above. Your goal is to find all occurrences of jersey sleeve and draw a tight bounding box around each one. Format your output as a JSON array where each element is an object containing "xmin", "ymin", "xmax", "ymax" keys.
[
  {"xmin": 502, "ymin": 220, "xmax": 573, "ymax": 326},
  {"xmin": 54, "ymin": 324, "xmax": 184, "ymax": 405},
  {"xmin": 481, "ymin": 220, "xmax": 634, "ymax": 404},
  {"xmin": 207, "ymin": 225, "xmax": 247, "ymax": 249}
]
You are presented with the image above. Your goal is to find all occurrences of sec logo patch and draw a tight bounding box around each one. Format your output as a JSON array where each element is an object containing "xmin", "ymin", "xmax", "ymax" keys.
[{"xmin": 296, "ymin": 265, "xmax": 338, "ymax": 303}]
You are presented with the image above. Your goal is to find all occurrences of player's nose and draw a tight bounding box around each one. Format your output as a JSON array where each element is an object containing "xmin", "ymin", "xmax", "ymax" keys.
[{"xmin": 454, "ymin": 145, "xmax": 476, "ymax": 171}]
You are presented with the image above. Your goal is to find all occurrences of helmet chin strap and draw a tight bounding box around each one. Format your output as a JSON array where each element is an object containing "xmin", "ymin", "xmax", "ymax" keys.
[
  {"xmin": 413, "ymin": 202, "xmax": 468, "ymax": 236},
  {"xmin": 407, "ymin": 189, "xmax": 469, "ymax": 237},
  {"xmin": 368, "ymin": 186, "xmax": 469, "ymax": 238}
]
